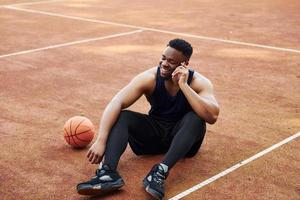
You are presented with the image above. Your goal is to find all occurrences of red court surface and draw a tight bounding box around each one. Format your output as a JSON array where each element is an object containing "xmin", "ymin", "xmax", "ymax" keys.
[{"xmin": 0, "ymin": 0, "xmax": 299, "ymax": 199}]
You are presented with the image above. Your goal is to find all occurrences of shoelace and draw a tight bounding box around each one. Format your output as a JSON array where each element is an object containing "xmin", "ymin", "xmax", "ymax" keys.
[
  {"xmin": 95, "ymin": 169, "xmax": 107, "ymax": 177},
  {"xmin": 153, "ymin": 171, "xmax": 166, "ymax": 186}
]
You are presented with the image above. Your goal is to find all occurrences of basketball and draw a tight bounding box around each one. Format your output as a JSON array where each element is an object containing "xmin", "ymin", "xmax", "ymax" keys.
[{"xmin": 63, "ymin": 116, "xmax": 95, "ymax": 148}]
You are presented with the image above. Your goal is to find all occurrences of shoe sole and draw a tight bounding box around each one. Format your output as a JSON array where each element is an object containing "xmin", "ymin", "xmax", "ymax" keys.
[
  {"xmin": 143, "ymin": 179, "xmax": 163, "ymax": 200},
  {"xmin": 77, "ymin": 180, "xmax": 125, "ymax": 196}
]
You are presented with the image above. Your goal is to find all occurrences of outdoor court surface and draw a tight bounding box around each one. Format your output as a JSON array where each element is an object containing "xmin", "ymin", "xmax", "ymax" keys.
[{"xmin": 0, "ymin": 0, "xmax": 299, "ymax": 199}]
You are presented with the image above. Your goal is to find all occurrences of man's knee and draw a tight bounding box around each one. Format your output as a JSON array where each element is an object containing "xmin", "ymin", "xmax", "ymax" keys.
[
  {"xmin": 115, "ymin": 110, "xmax": 136, "ymax": 125},
  {"xmin": 181, "ymin": 112, "xmax": 206, "ymax": 157},
  {"xmin": 119, "ymin": 110, "xmax": 133, "ymax": 119},
  {"xmin": 180, "ymin": 112, "xmax": 206, "ymax": 140},
  {"xmin": 182, "ymin": 111, "xmax": 206, "ymax": 128}
]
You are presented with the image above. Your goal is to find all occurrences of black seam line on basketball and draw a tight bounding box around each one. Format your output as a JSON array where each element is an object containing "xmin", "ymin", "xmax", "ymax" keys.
[
  {"xmin": 64, "ymin": 129, "xmax": 91, "ymax": 137},
  {"xmin": 74, "ymin": 134, "xmax": 91, "ymax": 143},
  {"xmin": 64, "ymin": 132, "xmax": 91, "ymax": 141},
  {"xmin": 69, "ymin": 120, "xmax": 72, "ymax": 138},
  {"xmin": 71, "ymin": 135, "xmax": 79, "ymax": 146},
  {"xmin": 69, "ymin": 121, "xmax": 78, "ymax": 146},
  {"xmin": 74, "ymin": 119, "xmax": 86, "ymax": 136},
  {"xmin": 64, "ymin": 128, "xmax": 71, "ymax": 144},
  {"xmin": 75, "ymin": 129, "xmax": 92, "ymax": 136},
  {"xmin": 64, "ymin": 128, "xmax": 70, "ymax": 136},
  {"xmin": 64, "ymin": 135, "xmax": 73, "ymax": 144}
]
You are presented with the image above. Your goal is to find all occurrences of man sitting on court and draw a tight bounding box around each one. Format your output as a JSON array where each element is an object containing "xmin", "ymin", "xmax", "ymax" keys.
[{"xmin": 76, "ymin": 38, "xmax": 220, "ymax": 199}]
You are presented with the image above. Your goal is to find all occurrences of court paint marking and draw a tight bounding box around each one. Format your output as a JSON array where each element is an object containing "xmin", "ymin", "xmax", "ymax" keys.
[
  {"xmin": 169, "ymin": 131, "xmax": 300, "ymax": 200},
  {"xmin": 4, "ymin": 6, "xmax": 300, "ymax": 54},
  {"xmin": 1, "ymin": 0, "xmax": 61, "ymax": 7},
  {"xmin": 0, "ymin": 29, "xmax": 143, "ymax": 59}
]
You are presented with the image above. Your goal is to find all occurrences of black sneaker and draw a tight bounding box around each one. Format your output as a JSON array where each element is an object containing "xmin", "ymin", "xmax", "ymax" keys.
[
  {"xmin": 143, "ymin": 164, "xmax": 169, "ymax": 200},
  {"xmin": 77, "ymin": 164, "xmax": 125, "ymax": 196}
]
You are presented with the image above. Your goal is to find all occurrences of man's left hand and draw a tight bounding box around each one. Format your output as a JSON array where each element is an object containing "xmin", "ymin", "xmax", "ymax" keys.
[{"xmin": 172, "ymin": 63, "xmax": 189, "ymax": 86}]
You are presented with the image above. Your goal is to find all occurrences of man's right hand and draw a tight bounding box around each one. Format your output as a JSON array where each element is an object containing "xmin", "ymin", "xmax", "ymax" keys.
[{"xmin": 86, "ymin": 140, "xmax": 106, "ymax": 164}]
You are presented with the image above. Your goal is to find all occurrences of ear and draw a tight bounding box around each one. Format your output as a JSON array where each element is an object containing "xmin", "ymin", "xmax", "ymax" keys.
[{"xmin": 184, "ymin": 60, "xmax": 189, "ymax": 66}]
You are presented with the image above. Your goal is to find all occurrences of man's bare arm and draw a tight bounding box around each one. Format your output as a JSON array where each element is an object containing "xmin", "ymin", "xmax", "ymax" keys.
[
  {"xmin": 97, "ymin": 72, "xmax": 154, "ymax": 143},
  {"xmin": 179, "ymin": 74, "xmax": 219, "ymax": 124},
  {"xmin": 87, "ymin": 70, "xmax": 155, "ymax": 164}
]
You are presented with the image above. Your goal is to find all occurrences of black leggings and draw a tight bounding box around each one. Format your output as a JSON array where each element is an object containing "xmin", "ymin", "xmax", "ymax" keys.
[{"xmin": 103, "ymin": 110, "xmax": 206, "ymax": 170}]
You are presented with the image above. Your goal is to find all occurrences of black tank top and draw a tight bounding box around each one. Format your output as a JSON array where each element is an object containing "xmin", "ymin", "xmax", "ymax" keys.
[{"xmin": 146, "ymin": 66, "xmax": 194, "ymax": 121}]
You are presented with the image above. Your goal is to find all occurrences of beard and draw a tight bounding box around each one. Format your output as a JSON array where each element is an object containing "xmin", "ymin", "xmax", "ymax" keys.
[{"xmin": 159, "ymin": 62, "xmax": 176, "ymax": 80}]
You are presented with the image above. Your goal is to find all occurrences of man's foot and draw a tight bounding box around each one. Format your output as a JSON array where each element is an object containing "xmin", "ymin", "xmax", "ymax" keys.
[
  {"xmin": 143, "ymin": 164, "xmax": 169, "ymax": 200},
  {"xmin": 77, "ymin": 164, "xmax": 125, "ymax": 196}
]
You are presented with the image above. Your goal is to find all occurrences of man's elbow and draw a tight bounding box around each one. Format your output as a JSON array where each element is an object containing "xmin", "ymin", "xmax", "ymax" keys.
[
  {"xmin": 206, "ymin": 108, "xmax": 219, "ymax": 124},
  {"xmin": 206, "ymin": 114, "xmax": 218, "ymax": 124},
  {"xmin": 108, "ymin": 99, "xmax": 123, "ymax": 110}
]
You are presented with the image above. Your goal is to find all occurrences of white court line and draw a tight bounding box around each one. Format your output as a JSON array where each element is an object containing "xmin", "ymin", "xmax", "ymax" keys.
[
  {"xmin": 0, "ymin": 29, "xmax": 143, "ymax": 59},
  {"xmin": 4, "ymin": 6, "xmax": 300, "ymax": 54},
  {"xmin": 169, "ymin": 131, "xmax": 300, "ymax": 200},
  {"xmin": 1, "ymin": 0, "xmax": 61, "ymax": 7}
]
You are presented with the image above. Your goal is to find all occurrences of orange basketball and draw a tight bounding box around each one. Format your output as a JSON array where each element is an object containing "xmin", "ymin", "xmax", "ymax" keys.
[{"xmin": 63, "ymin": 116, "xmax": 95, "ymax": 148}]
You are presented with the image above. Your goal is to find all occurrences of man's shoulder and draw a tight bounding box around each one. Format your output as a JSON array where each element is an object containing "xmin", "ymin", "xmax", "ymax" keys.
[
  {"xmin": 137, "ymin": 67, "xmax": 157, "ymax": 81},
  {"xmin": 192, "ymin": 71, "xmax": 212, "ymax": 83},
  {"xmin": 191, "ymin": 71, "xmax": 213, "ymax": 92},
  {"xmin": 131, "ymin": 67, "xmax": 157, "ymax": 94},
  {"xmin": 145, "ymin": 67, "xmax": 158, "ymax": 76}
]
